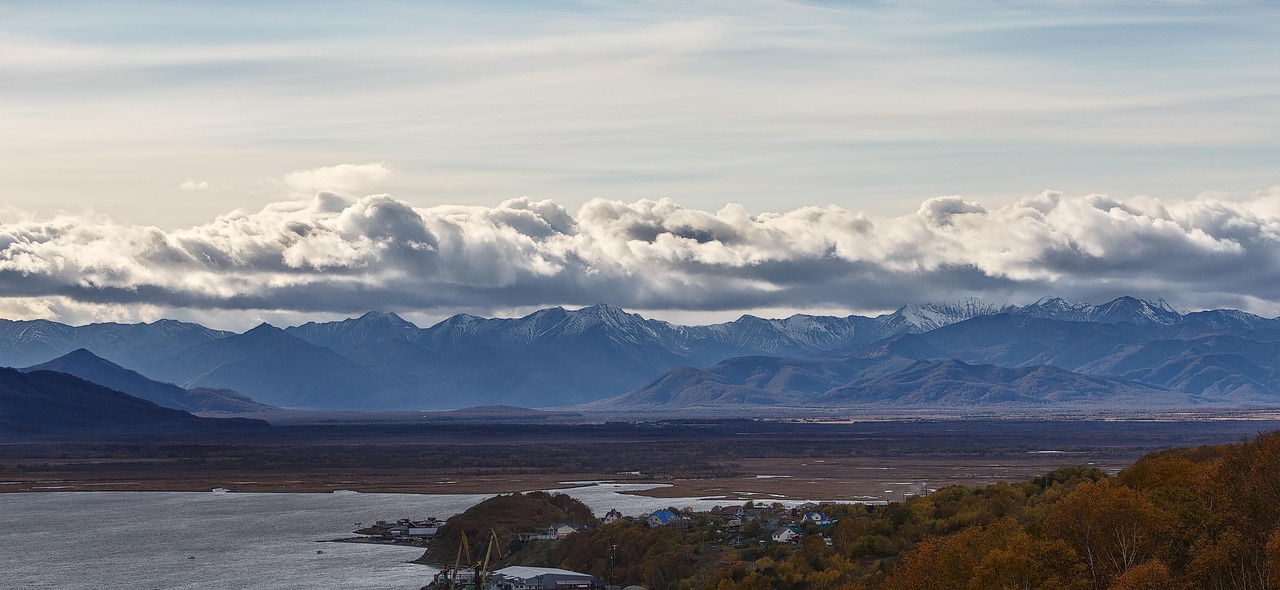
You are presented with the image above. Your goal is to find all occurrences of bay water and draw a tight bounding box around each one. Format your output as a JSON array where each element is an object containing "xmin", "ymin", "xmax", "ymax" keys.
[{"xmin": 0, "ymin": 484, "xmax": 741, "ymax": 589}]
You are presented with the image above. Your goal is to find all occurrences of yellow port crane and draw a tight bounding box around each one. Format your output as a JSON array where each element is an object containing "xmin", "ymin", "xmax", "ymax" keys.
[{"xmin": 427, "ymin": 529, "xmax": 502, "ymax": 590}]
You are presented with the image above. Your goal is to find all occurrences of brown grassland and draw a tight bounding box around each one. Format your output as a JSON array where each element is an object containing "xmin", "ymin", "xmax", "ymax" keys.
[{"xmin": 2, "ymin": 417, "xmax": 1275, "ymax": 501}]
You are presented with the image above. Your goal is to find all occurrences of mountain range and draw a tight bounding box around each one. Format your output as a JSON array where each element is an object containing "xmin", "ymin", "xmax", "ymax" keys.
[
  {"xmin": 596, "ymin": 299, "xmax": 1280, "ymax": 411},
  {"xmin": 3, "ymin": 296, "xmax": 1280, "ymax": 412}
]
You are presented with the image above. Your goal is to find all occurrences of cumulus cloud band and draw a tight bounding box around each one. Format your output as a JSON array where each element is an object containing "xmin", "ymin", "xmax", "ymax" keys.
[{"xmin": 3, "ymin": 186, "xmax": 1280, "ymax": 318}]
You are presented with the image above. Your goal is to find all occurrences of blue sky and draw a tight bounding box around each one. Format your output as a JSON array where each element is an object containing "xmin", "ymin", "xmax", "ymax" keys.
[
  {"xmin": 4, "ymin": 1, "xmax": 1277, "ymax": 225},
  {"xmin": 1, "ymin": 1, "xmax": 1279, "ymax": 326}
]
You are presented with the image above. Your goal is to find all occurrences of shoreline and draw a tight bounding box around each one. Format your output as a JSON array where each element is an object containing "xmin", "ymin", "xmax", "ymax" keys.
[{"xmin": 324, "ymin": 536, "xmax": 431, "ymax": 548}]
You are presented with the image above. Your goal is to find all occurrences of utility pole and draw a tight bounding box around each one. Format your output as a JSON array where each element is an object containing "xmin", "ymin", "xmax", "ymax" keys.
[{"xmin": 609, "ymin": 542, "xmax": 618, "ymax": 588}]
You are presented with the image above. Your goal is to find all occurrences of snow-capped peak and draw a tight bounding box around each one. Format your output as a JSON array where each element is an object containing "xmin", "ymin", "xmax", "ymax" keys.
[
  {"xmin": 885, "ymin": 298, "xmax": 1001, "ymax": 332},
  {"xmin": 1013, "ymin": 296, "xmax": 1182, "ymax": 326}
]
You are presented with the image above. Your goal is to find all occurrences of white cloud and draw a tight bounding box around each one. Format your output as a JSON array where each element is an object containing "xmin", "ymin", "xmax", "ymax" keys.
[
  {"xmin": 3, "ymin": 188, "xmax": 1280, "ymax": 321},
  {"xmin": 280, "ymin": 163, "xmax": 394, "ymax": 197},
  {"xmin": 179, "ymin": 180, "xmax": 209, "ymax": 191}
]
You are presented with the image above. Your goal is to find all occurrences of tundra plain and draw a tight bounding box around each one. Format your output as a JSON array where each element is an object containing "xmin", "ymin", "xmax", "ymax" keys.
[{"xmin": 4, "ymin": 415, "xmax": 1276, "ymax": 501}]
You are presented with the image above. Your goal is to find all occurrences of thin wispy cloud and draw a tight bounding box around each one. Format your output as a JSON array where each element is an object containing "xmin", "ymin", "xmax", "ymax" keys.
[{"xmin": 1, "ymin": 2, "xmax": 1277, "ymax": 227}]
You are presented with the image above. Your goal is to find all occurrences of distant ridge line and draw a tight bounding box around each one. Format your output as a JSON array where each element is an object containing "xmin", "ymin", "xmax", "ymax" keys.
[{"xmin": 2, "ymin": 295, "xmax": 1277, "ymax": 412}]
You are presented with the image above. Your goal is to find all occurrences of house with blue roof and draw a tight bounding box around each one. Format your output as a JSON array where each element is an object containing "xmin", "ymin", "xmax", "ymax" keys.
[
  {"xmin": 648, "ymin": 509, "xmax": 678, "ymax": 527},
  {"xmin": 802, "ymin": 512, "xmax": 831, "ymax": 525}
]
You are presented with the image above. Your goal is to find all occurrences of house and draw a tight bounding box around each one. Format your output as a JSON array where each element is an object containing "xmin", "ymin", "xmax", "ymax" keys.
[
  {"xmin": 408, "ymin": 518, "xmax": 440, "ymax": 536},
  {"xmin": 648, "ymin": 510, "xmax": 678, "ymax": 527},
  {"xmin": 375, "ymin": 517, "xmax": 441, "ymax": 538},
  {"xmin": 712, "ymin": 505, "xmax": 744, "ymax": 518},
  {"xmin": 549, "ymin": 524, "xmax": 581, "ymax": 539},
  {"xmin": 771, "ymin": 527, "xmax": 801, "ymax": 543},
  {"xmin": 602, "ymin": 509, "xmax": 624, "ymax": 524},
  {"xmin": 802, "ymin": 512, "xmax": 830, "ymax": 526}
]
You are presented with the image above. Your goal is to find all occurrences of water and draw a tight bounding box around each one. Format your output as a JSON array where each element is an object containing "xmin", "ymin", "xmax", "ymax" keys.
[{"xmin": 0, "ymin": 484, "xmax": 746, "ymax": 589}]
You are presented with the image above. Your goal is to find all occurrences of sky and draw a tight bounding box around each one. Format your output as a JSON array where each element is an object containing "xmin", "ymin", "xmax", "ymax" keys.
[{"xmin": 1, "ymin": 1, "xmax": 1279, "ymax": 330}]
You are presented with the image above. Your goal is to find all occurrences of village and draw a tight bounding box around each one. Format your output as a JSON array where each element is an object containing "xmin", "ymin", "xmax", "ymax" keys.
[
  {"xmin": 617, "ymin": 502, "xmax": 844, "ymax": 546},
  {"xmin": 341, "ymin": 499, "xmax": 861, "ymax": 590},
  {"xmin": 347, "ymin": 500, "xmax": 853, "ymax": 559},
  {"xmin": 335, "ymin": 517, "xmax": 444, "ymax": 547}
]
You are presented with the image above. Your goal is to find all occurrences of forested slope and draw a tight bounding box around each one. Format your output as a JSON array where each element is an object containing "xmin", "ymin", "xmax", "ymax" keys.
[{"xmin": 541, "ymin": 431, "xmax": 1280, "ymax": 590}]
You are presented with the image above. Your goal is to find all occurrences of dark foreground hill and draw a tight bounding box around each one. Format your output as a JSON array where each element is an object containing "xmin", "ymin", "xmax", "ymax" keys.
[
  {"xmin": 24, "ymin": 349, "xmax": 275, "ymax": 413},
  {"xmin": 417, "ymin": 491, "xmax": 596, "ymax": 566},
  {"xmin": 0, "ymin": 368, "xmax": 268, "ymax": 439}
]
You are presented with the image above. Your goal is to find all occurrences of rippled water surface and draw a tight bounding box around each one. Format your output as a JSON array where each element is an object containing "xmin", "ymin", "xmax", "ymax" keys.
[{"xmin": 0, "ymin": 484, "xmax": 737, "ymax": 589}]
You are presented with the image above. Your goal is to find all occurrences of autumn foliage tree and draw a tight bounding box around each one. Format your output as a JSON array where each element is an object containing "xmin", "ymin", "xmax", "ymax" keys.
[
  {"xmin": 1044, "ymin": 479, "xmax": 1177, "ymax": 589},
  {"xmin": 885, "ymin": 517, "xmax": 1086, "ymax": 590}
]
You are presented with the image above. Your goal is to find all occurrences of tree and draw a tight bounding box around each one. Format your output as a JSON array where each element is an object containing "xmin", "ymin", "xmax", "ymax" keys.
[
  {"xmin": 1045, "ymin": 480, "xmax": 1176, "ymax": 590},
  {"xmin": 801, "ymin": 534, "xmax": 826, "ymax": 568},
  {"xmin": 1268, "ymin": 528, "xmax": 1280, "ymax": 589},
  {"xmin": 885, "ymin": 517, "xmax": 1086, "ymax": 590},
  {"xmin": 1107, "ymin": 560, "xmax": 1171, "ymax": 590}
]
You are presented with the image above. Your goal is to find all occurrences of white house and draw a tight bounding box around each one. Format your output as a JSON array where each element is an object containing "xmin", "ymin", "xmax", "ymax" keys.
[
  {"xmin": 548, "ymin": 524, "xmax": 580, "ymax": 539},
  {"xmin": 771, "ymin": 528, "xmax": 800, "ymax": 543}
]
